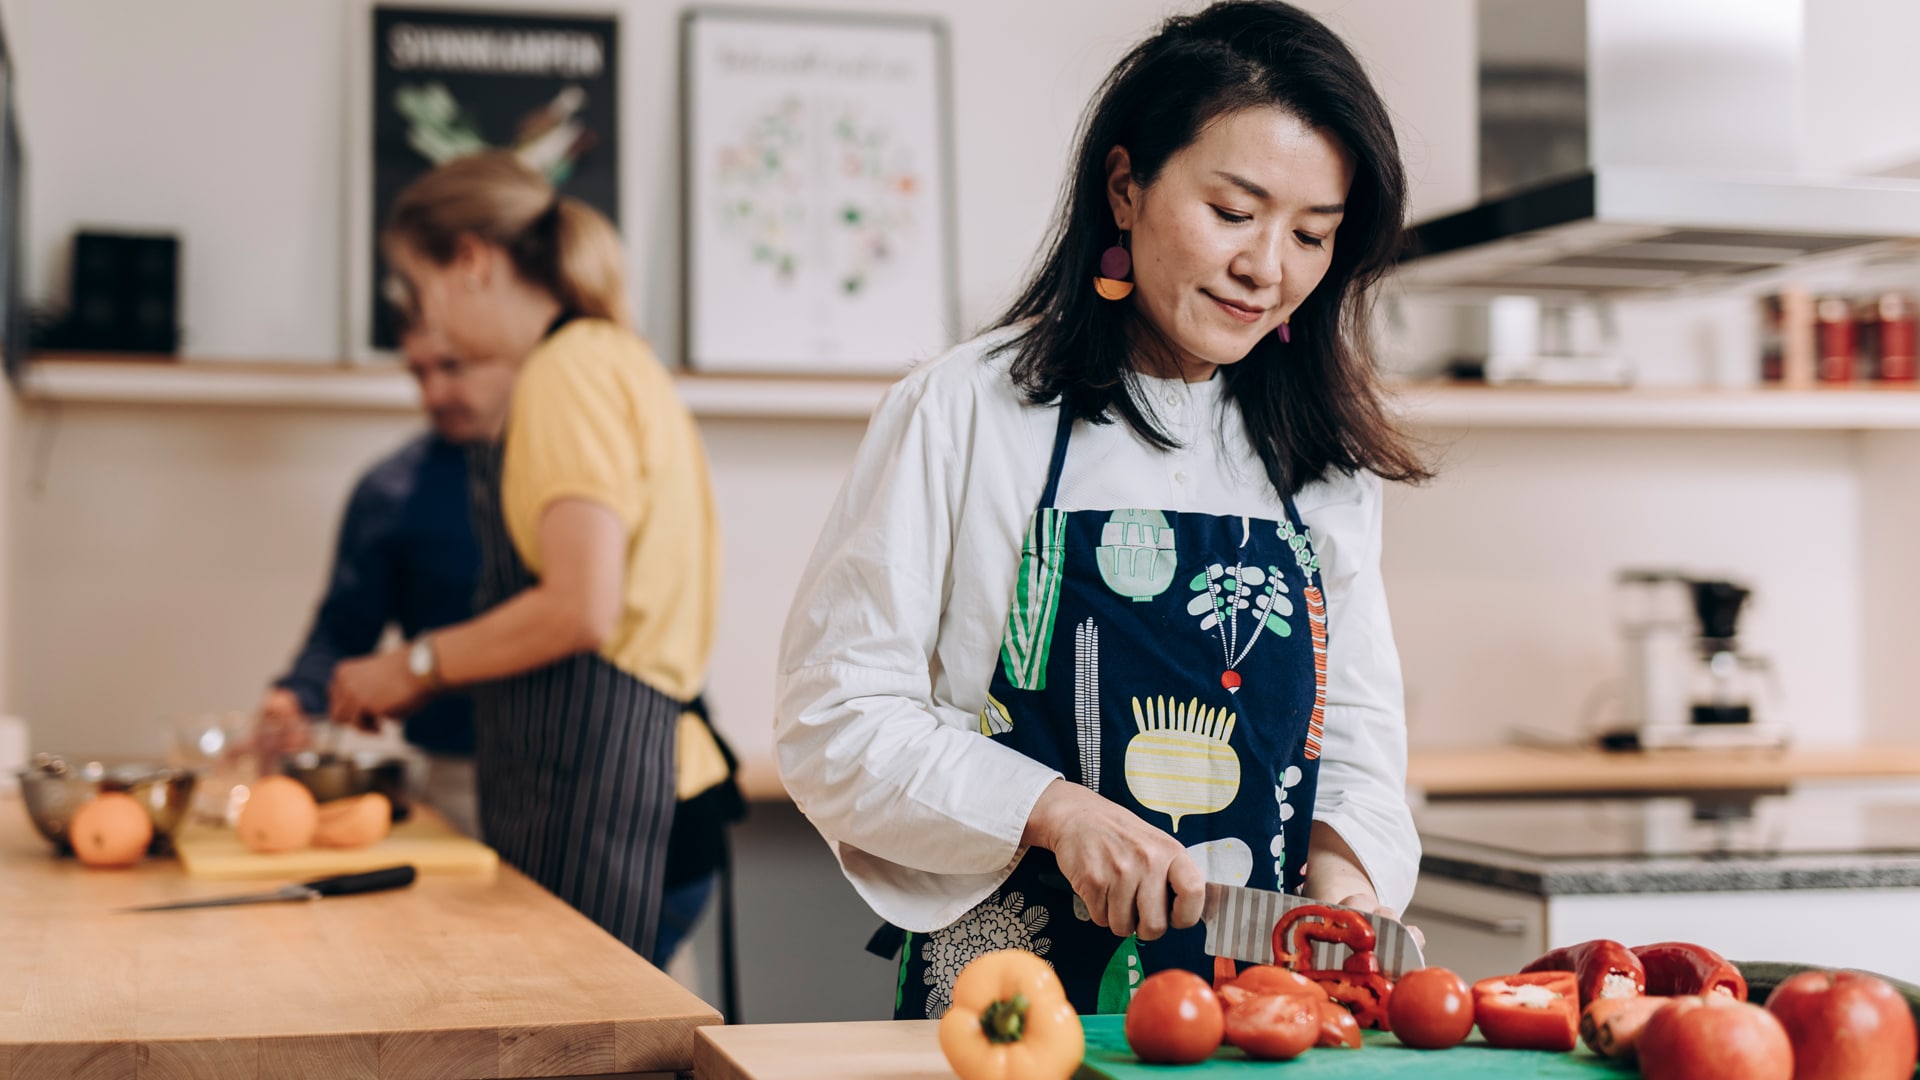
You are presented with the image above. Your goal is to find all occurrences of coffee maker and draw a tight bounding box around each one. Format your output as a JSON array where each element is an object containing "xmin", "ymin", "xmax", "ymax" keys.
[{"xmin": 1613, "ymin": 570, "xmax": 1786, "ymax": 750}]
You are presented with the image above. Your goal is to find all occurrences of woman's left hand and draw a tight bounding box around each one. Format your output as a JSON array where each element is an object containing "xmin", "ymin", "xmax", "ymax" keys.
[
  {"xmin": 1334, "ymin": 892, "xmax": 1426, "ymax": 951},
  {"xmin": 329, "ymin": 651, "xmax": 426, "ymax": 732}
]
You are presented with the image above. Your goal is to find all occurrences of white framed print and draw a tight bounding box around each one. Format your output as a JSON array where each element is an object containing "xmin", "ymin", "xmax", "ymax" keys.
[{"xmin": 681, "ymin": 7, "xmax": 958, "ymax": 374}]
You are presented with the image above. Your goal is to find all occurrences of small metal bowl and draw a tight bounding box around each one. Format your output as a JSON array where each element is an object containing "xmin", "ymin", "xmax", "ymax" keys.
[
  {"xmin": 281, "ymin": 752, "xmax": 409, "ymax": 821},
  {"xmin": 17, "ymin": 754, "xmax": 198, "ymax": 854}
]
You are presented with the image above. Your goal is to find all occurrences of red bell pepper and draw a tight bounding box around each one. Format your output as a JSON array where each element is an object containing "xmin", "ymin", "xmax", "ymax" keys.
[
  {"xmin": 1632, "ymin": 942, "xmax": 1748, "ymax": 1001},
  {"xmin": 1522, "ymin": 939, "xmax": 1648, "ymax": 1005},
  {"xmin": 1271, "ymin": 904, "xmax": 1378, "ymax": 972},
  {"xmin": 1472, "ymin": 971, "xmax": 1581, "ymax": 1051},
  {"xmin": 1308, "ymin": 970, "xmax": 1394, "ymax": 1031}
]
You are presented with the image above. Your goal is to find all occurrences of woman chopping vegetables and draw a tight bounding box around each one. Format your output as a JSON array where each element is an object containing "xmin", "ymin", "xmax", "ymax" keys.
[{"xmin": 775, "ymin": 0, "xmax": 1428, "ymax": 1018}]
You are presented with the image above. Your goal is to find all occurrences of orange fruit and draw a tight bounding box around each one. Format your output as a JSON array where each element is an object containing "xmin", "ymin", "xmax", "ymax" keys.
[
  {"xmin": 314, "ymin": 793, "xmax": 391, "ymax": 849},
  {"xmin": 236, "ymin": 775, "xmax": 319, "ymax": 853},
  {"xmin": 69, "ymin": 791, "xmax": 154, "ymax": 868}
]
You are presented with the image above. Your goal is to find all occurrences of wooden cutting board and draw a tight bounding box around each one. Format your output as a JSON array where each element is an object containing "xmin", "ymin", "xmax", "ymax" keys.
[
  {"xmin": 172, "ymin": 813, "xmax": 498, "ymax": 880},
  {"xmin": 1077, "ymin": 1016, "xmax": 1631, "ymax": 1078}
]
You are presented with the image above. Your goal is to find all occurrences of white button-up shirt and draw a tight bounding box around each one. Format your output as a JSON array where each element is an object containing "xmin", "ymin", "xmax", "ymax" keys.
[{"xmin": 774, "ymin": 328, "xmax": 1419, "ymax": 933}]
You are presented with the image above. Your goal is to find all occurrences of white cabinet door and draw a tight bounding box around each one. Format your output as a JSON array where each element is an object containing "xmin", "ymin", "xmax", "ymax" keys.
[
  {"xmin": 1548, "ymin": 888, "xmax": 1920, "ymax": 984},
  {"xmin": 1406, "ymin": 875, "xmax": 1548, "ymax": 982}
]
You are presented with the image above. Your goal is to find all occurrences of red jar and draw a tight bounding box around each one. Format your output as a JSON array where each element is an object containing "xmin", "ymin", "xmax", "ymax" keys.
[
  {"xmin": 1815, "ymin": 297, "xmax": 1856, "ymax": 382},
  {"xmin": 1874, "ymin": 293, "xmax": 1918, "ymax": 382}
]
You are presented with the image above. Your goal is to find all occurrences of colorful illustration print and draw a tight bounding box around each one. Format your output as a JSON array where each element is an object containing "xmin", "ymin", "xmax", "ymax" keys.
[
  {"xmin": 920, "ymin": 891, "xmax": 1052, "ymax": 1018},
  {"xmin": 1187, "ymin": 561, "xmax": 1293, "ymax": 692},
  {"xmin": 1186, "ymin": 837, "xmax": 1255, "ymax": 887},
  {"xmin": 1270, "ymin": 764, "xmax": 1305, "ymax": 883},
  {"xmin": 1074, "ymin": 618, "xmax": 1101, "ymax": 789},
  {"xmin": 1277, "ymin": 519, "xmax": 1327, "ymax": 759},
  {"xmin": 1097, "ymin": 936, "xmax": 1144, "ymax": 1014},
  {"xmin": 978, "ymin": 692, "xmax": 1013, "ymax": 736},
  {"xmin": 1097, "ymin": 509, "xmax": 1177, "ymax": 601},
  {"xmin": 1123, "ymin": 695, "xmax": 1241, "ymax": 832},
  {"xmin": 1002, "ymin": 509, "xmax": 1068, "ymax": 691}
]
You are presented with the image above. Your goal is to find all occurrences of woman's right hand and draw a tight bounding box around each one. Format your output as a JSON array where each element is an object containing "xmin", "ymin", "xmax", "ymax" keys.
[{"xmin": 1022, "ymin": 778, "xmax": 1207, "ymax": 942}]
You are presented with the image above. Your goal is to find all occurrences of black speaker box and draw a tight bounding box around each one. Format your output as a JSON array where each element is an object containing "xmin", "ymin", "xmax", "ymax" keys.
[{"xmin": 65, "ymin": 230, "xmax": 178, "ymax": 353}]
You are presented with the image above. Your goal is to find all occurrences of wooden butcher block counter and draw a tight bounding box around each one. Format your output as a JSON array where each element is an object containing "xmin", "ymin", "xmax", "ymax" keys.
[{"xmin": 0, "ymin": 795, "xmax": 719, "ymax": 1079}]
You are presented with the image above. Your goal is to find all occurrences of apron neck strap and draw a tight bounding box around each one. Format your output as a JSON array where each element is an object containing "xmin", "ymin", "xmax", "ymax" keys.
[{"xmin": 1038, "ymin": 402, "xmax": 1074, "ymax": 510}]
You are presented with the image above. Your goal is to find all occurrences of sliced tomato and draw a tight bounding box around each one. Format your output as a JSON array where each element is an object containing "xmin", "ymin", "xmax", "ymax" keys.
[{"xmin": 1224, "ymin": 993, "xmax": 1321, "ymax": 1061}]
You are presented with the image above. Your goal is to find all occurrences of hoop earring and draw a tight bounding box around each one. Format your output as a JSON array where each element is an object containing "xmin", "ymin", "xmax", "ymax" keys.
[{"xmin": 1094, "ymin": 231, "xmax": 1133, "ymax": 300}]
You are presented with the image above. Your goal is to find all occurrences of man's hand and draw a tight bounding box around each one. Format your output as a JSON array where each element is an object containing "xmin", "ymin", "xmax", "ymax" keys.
[
  {"xmin": 328, "ymin": 650, "xmax": 426, "ymax": 732},
  {"xmin": 1023, "ymin": 779, "xmax": 1207, "ymax": 941},
  {"xmin": 249, "ymin": 688, "xmax": 314, "ymax": 761}
]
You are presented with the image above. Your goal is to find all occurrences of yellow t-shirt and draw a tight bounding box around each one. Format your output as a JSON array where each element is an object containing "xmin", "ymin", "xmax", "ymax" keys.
[{"xmin": 501, "ymin": 318, "xmax": 728, "ymax": 797}]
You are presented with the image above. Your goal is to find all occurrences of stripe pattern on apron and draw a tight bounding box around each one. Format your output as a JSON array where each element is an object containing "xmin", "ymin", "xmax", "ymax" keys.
[{"xmin": 466, "ymin": 440, "xmax": 679, "ymax": 961}]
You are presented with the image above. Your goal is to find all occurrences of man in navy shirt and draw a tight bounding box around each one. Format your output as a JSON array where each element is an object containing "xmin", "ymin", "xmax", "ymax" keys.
[{"xmin": 257, "ymin": 322, "xmax": 519, "ymax": 834}]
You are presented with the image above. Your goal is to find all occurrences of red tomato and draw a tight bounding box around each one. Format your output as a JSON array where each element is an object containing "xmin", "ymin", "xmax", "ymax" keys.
[
  {"xmin": 1125, "ymin": 969, "xmax": 1225, "ymax": 1065},
  {"xmin": 1639, "ymin": 994, "xmax": 1794, "ymax": 1080},
  {"xmin": 1229, "ymin": 965, "xmax": 1325, "ymax": 999},
  {"xmin": 1316, "ymin": 998, "xmax": 1363, "ymax": 1048},
  {"xmin": 1765, "ymin": 970, "xmax": 1919, "ymax": 1080},
  {"xmin": 1389, "ymin": 967, "xmax": 1475, "ymax": 1050},
  {"xmin": 1223, "ymin": 993, "xmax": 1321, "ymax": 1061}
]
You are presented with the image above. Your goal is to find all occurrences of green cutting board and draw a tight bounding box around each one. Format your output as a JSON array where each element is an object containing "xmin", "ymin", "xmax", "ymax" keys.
[{"xmin": 1075, "ymin": 1015, "xmax": 1633, "ymax": 1078}]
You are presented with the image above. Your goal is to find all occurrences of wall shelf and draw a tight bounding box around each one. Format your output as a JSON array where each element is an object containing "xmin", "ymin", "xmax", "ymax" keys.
[
  {"xmin": 17, "ymin": 355, "xmax": 897, "ymax": 421},
  {"xmin": 1392, "ymin": 382, "xmax": 1920, "ymax": 431},
  {"xmin": 22, "ymin": 356, "xmax": 1920, "ymax": 430}
]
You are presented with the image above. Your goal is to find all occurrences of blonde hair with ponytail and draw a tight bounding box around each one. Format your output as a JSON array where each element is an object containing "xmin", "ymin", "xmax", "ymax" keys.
[{"xmin": 384, "ymin": 151, "xmax": 631, "ymax": 327}]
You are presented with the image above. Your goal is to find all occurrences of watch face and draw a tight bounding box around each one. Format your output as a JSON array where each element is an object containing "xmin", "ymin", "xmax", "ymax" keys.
[{"xmin": 409, "ymin": 641, "xmax": 432, "ymax": 677}]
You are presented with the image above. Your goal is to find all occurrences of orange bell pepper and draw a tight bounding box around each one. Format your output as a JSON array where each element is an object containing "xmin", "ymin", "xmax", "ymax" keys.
[{"xmin": 937, "ymin": 949, "xmax": 1084, "ymax": 1080}]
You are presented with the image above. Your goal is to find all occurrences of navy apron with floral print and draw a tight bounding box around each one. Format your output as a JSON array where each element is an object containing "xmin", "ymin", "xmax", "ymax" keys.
[{"xmin": 896, "ymin": 404, "xmax": 1329, "ymax": 1019}]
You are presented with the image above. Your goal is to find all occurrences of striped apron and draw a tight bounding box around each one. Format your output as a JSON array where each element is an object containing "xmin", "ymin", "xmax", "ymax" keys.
[{"xmin": 465, "ymin": 441, "xmax": 679, "ymax": 962}]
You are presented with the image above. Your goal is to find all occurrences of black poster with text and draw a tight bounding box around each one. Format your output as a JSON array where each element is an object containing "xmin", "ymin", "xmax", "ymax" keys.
[{"xmin": 370, "ymin": 6, "xmax": 619, "ymax": 349}]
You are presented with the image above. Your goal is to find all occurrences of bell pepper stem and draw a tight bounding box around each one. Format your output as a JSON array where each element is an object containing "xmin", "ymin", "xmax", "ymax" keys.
[{"xmin": 980, "ymin": 994, "xmax": 1030, "ymax": 1044}]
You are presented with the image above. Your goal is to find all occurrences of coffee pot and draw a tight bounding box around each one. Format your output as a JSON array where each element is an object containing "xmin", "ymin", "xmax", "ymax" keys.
[{"xmin": 1614, "ymin": 570, "xmax": 1785, "ymax": 750}]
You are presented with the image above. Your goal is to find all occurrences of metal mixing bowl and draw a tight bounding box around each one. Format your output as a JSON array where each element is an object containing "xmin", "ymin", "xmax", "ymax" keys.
[
  {"xmin": 17, "ymin": 754, "xmax": 198, "ymax": 854},
  {"xmin": 281, "ymin": 752, "xmax": 409, "ymax": 821}
]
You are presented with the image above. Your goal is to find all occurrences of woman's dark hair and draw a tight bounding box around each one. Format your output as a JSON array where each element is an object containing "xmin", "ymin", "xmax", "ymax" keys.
[{"xmin": 994, "ymin": 0, "xmax": 1430, "ymax": 492}]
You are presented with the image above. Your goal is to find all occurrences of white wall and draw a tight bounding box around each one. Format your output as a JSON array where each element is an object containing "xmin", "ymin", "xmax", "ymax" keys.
[
  {"xmin": 5, "ymin": 0, "xmax": 1914, "ymax": 767},
  {"xmin": 6, "ymin": 0, "xmax": 1475, "ymax": 361},
  {"xmin": 1386, "ymin": 426, "xmax": 1866, "ymax": 748},
  {"xmin": 0, "ymin": 0, "xmax": 1477, "ymax": 760}
]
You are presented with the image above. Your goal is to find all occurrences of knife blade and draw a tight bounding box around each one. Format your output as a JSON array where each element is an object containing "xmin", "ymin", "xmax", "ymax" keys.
[
  {"xmin": 119, "ymin": 864, "xmax": 417, "ymax": 913},
  {"xmin": 1201, "ymin": 881, "xmax": 1425, "ymax": 977}
]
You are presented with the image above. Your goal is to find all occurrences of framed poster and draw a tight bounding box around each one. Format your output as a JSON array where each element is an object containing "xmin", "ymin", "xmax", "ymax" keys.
[
  {"xmin": 681, "ymin": 7, "xmax": 957, "ymax": 374},
  {"xmin": 0, "ymin": 17, "xmax": 24, "ymax": 382},
  {"xmin": 347, "ymin": 4, "xmax": 619, "ymax": 359}
]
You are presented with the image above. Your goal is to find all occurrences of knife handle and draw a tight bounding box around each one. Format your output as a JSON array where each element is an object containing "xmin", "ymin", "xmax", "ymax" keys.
[{"xmin": 303, "ymin": 865, "xmax": 417, "ymax": 897}]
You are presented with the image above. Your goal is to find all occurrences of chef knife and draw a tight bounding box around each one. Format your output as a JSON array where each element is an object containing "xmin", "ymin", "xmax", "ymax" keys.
[
  {"xmin": 1201, "ymin": 881, "xmax": 1426, "ymax": 978},
  {"xmin": 118, "ymin": 865, "xmax": 417, "ymax": 913}
]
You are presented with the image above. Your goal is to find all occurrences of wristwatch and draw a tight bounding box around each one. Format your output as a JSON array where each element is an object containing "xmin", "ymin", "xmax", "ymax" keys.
[{"xmin": 406, "ymin": 635, "xmax": 443, "ymax": 691}]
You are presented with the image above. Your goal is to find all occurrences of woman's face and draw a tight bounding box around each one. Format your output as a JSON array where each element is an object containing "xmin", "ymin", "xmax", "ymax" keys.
[
  {"xmin": 1109, "ymin": 106, "xmax": 1354, "ymax": 378},
  {"xmin": 386, "ymin": 237, "xmax": 515, "ymax": 366}
]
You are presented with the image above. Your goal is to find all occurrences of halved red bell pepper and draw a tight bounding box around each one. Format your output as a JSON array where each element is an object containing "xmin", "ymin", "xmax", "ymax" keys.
[
  {"xmin": 1631, "ymin": 942, "xmax": 1747, "ymax": 1001},
  {"xmin": 1522, "ymin": 939, "xmax": 1648, "ymax": 1005},
  {"xmin": 1307, "ymin": 970, "xmax": 1394, "ymax": 1032},
  {"xmin": 1472, "ymin": 970, "xmax": 1580, "ymax": 1051}
]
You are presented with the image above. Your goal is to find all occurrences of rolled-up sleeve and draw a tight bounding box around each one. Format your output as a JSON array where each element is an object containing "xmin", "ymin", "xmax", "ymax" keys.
[
  {"xmin": 1308, "ymin": 471, "xmax": 1421, "ymax": 915},
  {"xmin": 774, "ymin": 372, "xmax": 1060, "ymax": 931}
]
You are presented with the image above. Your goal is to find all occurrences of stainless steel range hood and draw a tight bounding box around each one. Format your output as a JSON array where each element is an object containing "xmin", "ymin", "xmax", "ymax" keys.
[{"xmin": 1397, "ymin": 0, "xmax": 1920, "ymax": 294}]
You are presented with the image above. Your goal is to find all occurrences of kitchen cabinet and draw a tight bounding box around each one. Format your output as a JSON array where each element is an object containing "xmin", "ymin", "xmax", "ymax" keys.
[{"xmin": 0, "ymin": 795, "xmax": 719, "ymax": 1079}]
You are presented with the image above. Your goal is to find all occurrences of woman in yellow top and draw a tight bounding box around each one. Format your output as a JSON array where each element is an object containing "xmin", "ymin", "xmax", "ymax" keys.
[{"xmin": 330, "ymin": 151, "xmax": 727, "ymax": 963}]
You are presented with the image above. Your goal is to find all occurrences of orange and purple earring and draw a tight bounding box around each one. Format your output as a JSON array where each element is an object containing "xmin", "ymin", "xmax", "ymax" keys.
[{"xmin": 1094, "ymin": 232, "xmax": 1133, "ymax": 300}]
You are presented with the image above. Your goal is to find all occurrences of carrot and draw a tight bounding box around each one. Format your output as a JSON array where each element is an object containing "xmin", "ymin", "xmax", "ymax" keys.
[{"xmin": 1581, "ymin": 995, "xmax": 1670, "ymax": 1063}]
